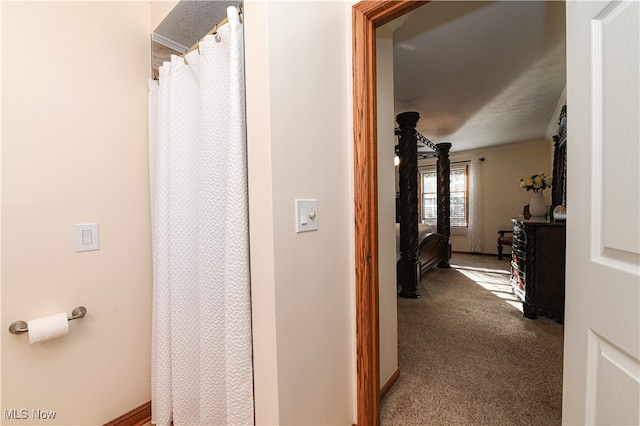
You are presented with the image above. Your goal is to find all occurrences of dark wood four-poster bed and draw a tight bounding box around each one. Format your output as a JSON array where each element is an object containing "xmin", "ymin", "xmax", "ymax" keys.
[{"xmin": 395, "ymin": 111, "xmax": 451, "ymax": 299}]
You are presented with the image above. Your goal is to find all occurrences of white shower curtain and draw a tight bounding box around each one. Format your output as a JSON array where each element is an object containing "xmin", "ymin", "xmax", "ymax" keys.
[
  {"xmin": 469, "ymin": 158, "xmax": 482, "ymax": 253},
  {"xmin": 148, "ymin": 7, "xmax": 253, "ymax": 426}
]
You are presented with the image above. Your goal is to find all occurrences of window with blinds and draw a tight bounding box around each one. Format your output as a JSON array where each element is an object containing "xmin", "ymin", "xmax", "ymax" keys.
[{"xmin": 420, "ymin": 164, "xmax": 468, "ymax": 227}]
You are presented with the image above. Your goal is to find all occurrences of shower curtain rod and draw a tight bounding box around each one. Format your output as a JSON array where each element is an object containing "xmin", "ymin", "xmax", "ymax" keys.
[
  {"xmin": 451, "ymin": 157, "xmax": 485, "ymax": 164},
  {"xmin": 183, "ymin": 4, "xmax": 243, "ymax": 56}
]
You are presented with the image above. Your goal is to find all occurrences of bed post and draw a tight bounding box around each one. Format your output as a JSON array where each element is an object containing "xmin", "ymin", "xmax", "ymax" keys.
[
  {"xmin": 396, "ymin": 111, "xmax": 421, "ymax": 298},
  {"xmin": 436, "ymin": 142, "xmax": 452, "ymax": 268},
  {"xmin": 551, "ymin": 105, "xmax": 567, "ymax": 215}
]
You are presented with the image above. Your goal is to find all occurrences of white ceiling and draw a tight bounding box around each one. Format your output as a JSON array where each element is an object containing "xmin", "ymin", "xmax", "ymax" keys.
[{"xmin": 391, "ymin": 0, "xmax": 566, "ymax": 153}]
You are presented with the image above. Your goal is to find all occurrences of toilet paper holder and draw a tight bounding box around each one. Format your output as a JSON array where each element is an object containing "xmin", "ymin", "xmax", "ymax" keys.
[{"xmin": 8, "ymin": 306, "xmax": 87, "ymax": 335}]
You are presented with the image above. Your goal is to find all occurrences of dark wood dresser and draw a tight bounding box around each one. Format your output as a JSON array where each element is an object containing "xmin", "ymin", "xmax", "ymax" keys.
[{"xmin": 510, "ymin": 218, "xmax": 566, "ymax": 322}]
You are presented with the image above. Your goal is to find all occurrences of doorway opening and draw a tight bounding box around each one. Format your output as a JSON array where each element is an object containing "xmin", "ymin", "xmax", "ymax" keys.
[
  {"xmin": 352, "ymin": 3, "xmax": 426, "ymax": 424},
  {"xmin": 353, "ymin": 2, "xmax": 566, "ymax": 424}
]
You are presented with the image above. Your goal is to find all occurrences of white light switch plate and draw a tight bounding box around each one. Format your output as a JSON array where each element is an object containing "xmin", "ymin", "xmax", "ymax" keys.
[
  {"xmin": 295, "ymin": 199, "xmax": 318, "ymax": 233},
  {"xmin": 75, "ymin": 223, "xmax": 99, "ymax": 252}
]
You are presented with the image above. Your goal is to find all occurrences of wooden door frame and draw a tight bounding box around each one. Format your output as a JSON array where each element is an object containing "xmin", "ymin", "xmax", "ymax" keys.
[{"xmin": 352, "ymin": 2, "xmax": 428, "ymax": 425}]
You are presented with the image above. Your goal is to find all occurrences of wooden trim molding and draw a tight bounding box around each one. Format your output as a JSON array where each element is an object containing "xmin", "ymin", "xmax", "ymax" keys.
[
  {"xmin": 380, "ymin": 368, "xmax": 401, "ymax": 400},
  {"xmin": 352, "ymin": 2, "xmax": 428, "ymax": 426},
  {"xmin": 103, "ymin": 401, "xmax": 151, "ymax": 426}
]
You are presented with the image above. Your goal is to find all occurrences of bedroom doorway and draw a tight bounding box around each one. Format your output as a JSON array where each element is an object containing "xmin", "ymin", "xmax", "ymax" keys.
[
  {"xmin": 352, "ymin": 2, "xmax": 425, "ymax": 424},
  {"xmin": 353, "ymin": 1, "xmax": 567, "ymax": 424}
]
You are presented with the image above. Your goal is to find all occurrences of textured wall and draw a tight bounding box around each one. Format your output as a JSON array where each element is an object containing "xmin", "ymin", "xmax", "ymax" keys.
[{"xmin": 154, "ymin": 0, "xmax": 242, "ymax": 49}]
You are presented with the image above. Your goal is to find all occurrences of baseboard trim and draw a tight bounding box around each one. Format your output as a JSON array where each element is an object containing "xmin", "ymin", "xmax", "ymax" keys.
[
  {"xmin": 104, "ymin": 401, "xmax": 151, "ymax": 426},
  {"xmin": 103, "ymin": 375, "xmax": 400, "ymax": 426},
  {"xmin": 380, "ymin": 368, "xmax": 400, "ymax": 399}
]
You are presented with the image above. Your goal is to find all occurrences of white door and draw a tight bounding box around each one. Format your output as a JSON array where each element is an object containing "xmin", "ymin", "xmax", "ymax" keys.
[{"xmin": 563, "ymin": 1, "xmax": 640, "ymax": 424}]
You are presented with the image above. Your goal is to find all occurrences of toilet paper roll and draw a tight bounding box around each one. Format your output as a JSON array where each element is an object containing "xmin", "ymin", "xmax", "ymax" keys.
[{"xmin": 27, "ymin": 312, "xmax": 69, "ymax": 344}]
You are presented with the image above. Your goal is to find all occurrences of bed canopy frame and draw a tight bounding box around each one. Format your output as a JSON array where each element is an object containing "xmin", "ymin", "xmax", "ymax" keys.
[{"xmin": 396, "ymin": 111, "xmax": 451, "ymax": 299}]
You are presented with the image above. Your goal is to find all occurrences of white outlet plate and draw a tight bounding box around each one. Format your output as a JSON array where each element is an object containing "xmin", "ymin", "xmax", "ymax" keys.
[
  {"xmin": 295, "ymin": 199, "xmax": 318, "ymax": 233},
  {"xmin": 74, "ymin": 223, "xmax": 99, "ymax": 252}
]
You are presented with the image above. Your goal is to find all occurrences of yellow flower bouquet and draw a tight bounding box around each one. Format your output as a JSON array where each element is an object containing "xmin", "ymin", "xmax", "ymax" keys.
[{"xmin": 520, "ymin": 172, "xmax": 552, "ymax": 193}]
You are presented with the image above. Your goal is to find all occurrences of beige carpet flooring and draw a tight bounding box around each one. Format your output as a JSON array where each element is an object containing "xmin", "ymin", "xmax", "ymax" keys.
[{"xmin": 381, "ymin": 253, "xmax": 564, "ymax": 425}]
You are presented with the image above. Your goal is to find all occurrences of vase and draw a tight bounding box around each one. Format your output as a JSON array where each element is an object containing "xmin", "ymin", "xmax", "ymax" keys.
[{"xmin": 529, "ymin": 191, "xmax": 547, "ymax": 219}]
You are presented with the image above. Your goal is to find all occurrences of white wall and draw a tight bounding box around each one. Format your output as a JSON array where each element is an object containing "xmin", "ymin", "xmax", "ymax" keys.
[
  {"xmin": 418, "ymin": 139, "xmax": 553, "ymax": 255},
  {"xmin": 151, "ymin": 0, "xmax": 178, "ymax": 32},
  {"xmin": 376, "ymin": 26, "xmax": 399, "ymax": 391},
  {"xmin": 245, "ymin": 2, "xmax": 356, "ymax": 424},
  {"xmin": 1, "ymin": 2, "xmax": 152, "ymax": 424}
]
